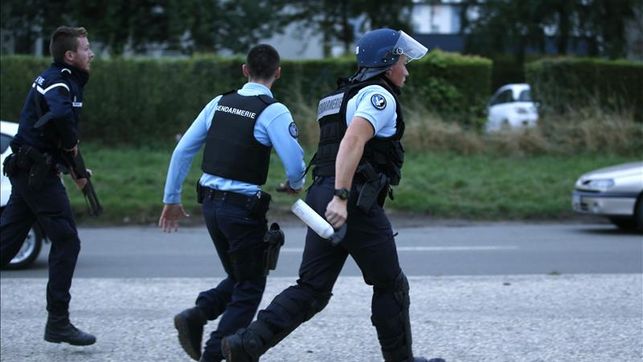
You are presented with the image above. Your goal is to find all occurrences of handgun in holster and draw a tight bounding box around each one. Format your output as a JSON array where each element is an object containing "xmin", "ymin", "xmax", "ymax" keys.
[
  {"xmin": 355, "ymin": 162, "xmax": 389, "ymax": 213},
  {"xmin": 263, "ymin": 222, "xmax": 285, "ymax": 276}
]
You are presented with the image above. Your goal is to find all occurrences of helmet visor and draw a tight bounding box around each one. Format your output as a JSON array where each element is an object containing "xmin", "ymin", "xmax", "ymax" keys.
[{"xmin": 393, "ymin": 31, "xmax": 428, "ymax": 63}]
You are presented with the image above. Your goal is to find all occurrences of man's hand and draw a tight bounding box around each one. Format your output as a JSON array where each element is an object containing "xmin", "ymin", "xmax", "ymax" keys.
[
  {"xmin": 158, "ymin": 204, "xmax": 190, "ymax": 233},
  {"xmin": 276, "ymin": 180, "xmax": 301, "ymax": 194},
  {"xmin": 65, "ymin": 144, "xmax": 79, "ymax": 157},
  {"xmin": 68, "ymin": 166, "xmax": 89, "ymax": 190},
  {"xmin": 325, "ymin": 197, "xmax": 348, "ymax": 229},
  {"xmin": 73, "ymin": 177, "xmax": 88, "ymax": 190}
]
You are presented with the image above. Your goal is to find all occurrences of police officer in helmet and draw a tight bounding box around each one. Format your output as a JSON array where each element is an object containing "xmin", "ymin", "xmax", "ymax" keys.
[
  {"xmin": 0, "ymin": 26, "xmax": 96, "ymax": 346},
  {"xmin": 159, "ymin": 44, "xmax": 305, "ymax": 362},
  {"xmin": 221, "ymin": 29, "xmax": 444, "ymax": 362}
]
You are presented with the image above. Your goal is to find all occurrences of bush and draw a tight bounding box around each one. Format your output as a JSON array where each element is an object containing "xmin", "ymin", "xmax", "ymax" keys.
[
  {"xmin": 402, "ymin": 98, "xmax": 642, "ymax": 156},
  {"xmin": 407, "ymin": 50, "xmax": 491, "ymax": 129},
  {"xmin": 526, "ymin": 57, "xmax": 643, "ymax": 122},
  {"xmin": 1, "ymin": 52, "xmax": 491, "ymax": 145}
]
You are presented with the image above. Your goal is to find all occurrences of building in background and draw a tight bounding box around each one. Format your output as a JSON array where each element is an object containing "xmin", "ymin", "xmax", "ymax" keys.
[{"xmin": 411, "ymin": 0, "xmax": 464, "ymax": 53}]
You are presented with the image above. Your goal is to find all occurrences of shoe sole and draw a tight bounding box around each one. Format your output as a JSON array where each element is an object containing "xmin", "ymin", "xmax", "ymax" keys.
[
  {"xmin": 174, "ymin": 314, "xmax": 201, "ymax": 361},
  {"xmin": 44, "ymin": 334, "xmax": 96, "ymax": 346}
]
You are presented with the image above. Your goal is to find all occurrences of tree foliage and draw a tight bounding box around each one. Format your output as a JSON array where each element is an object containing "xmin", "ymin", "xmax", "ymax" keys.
[
  {"xmin": 1, "ymin": 0, "xmax": 288, "ymax": 56},
  {"xmin": 1, "ymin": 0, "xmax": 637, "ymax": 59},
  {"xmin": 460, "ymin": 0, "xmax": 638, "ymax": 60},
  {"xmin": 275, "ymin": 0, "xmax": 414, "ymax": 57},
  {"xmin": 0, "ymin": 0, "xmax": 415, "ymax": 57}
]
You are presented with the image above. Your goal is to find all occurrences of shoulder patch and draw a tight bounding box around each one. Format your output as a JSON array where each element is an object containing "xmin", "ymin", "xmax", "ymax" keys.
[
  {"xmin": 288, "ymin": 122, "xmax": 299, "ymax": 138},
  {"xmin": 370, "ymin": 94, "xmax": 387, "ymax": 110}
]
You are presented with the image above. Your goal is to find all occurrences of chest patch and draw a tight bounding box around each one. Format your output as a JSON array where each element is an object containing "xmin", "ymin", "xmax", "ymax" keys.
[{"xmin": 371, "ymin": 94, "xmax": 387, "ymax": 110}]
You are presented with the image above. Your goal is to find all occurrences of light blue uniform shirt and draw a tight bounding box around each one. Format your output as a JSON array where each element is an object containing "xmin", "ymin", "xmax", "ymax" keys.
[
  {"xmin": 345, "ymin": 85, "xmax": 397, "ymax": 137},
  {"xmin": 163, "ymin": 82, "xmax": 305, "ymax": 204}
]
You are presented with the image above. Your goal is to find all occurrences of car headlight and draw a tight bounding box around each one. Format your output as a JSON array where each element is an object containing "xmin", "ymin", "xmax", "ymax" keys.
[{"xmin": 582, "ymin": 178, "xmax": 615, "ymax": 192}]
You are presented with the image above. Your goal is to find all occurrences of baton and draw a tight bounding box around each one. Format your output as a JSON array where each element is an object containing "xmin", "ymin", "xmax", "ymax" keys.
[{"xmin": 291, "ymin": 199, "xmax": 346, "ymax": 245}]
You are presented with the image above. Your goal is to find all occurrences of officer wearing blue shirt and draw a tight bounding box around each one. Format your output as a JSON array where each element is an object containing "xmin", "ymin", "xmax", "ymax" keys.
[
  {"xmin": 159, "ymin": 44, "xmax": 305, "ymax": 362},
  {"xmin": 222, "ymin": 29, "xmax": 444, "ymax": 362},
  {"xmin": 0, "ymin": 26, "xmax": 96, "ymax": 346}
]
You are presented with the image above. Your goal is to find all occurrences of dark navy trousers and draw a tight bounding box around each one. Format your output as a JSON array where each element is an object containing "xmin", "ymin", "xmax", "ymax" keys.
[
  {"xmin": 256, "ymin": 176, "xmax": 403, "ymax": 334},
  {"xmin": 198, "ymin": 196, "xmax": 268, "ymax": 360},
  {"xmin": 0, "ymin": 170, "xmax": 80, "ymax": 316}
]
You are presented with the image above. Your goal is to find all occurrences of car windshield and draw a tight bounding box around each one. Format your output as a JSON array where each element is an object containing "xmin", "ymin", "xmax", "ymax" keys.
[{"xmin": 517, "ymin": 89, "xmax": 533, "ymax": 102}]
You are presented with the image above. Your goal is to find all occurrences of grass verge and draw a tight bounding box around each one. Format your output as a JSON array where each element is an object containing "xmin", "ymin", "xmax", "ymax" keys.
[{"xmin": 69, "ymin": 144, "xmax": 637, "ymax": 225}]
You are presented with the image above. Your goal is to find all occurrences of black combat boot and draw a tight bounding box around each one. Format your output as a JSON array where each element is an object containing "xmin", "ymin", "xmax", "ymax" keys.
[
  {"xmin": 44, "ymin": 314, "xmax": 96, "ymax": 346},
  {"xmin": 174, "ymin": 307, "xmax": 208, "ymax": 361},
  {"xmin": 221, "ymin": 321, "xmax": 276, "ymax": 362}
]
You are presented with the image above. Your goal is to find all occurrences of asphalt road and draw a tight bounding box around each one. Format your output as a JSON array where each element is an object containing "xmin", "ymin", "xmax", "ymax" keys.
[
  {"xmin": 1, "ymin": 220, "xmax": 641, "ymax": 278},
  {"xmin": 1, "ymin": 220, "xmax": 642, "ymax": 362}
]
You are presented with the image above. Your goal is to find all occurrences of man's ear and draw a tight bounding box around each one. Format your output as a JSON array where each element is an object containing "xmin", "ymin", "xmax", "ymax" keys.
[
  {"xmin": 64, "ymin": 50, "xmax": 75, "ymax": 63},
  {"xmin": 274, "ymin": 66, "xmax": 281, "ymax": 80},
  {"xmin": 242, "ymin": 64, "xmax": 250, "ymax": 78}
]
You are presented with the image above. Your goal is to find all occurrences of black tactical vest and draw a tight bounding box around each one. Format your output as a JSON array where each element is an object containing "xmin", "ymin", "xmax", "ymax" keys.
[
  {"xmin": 312, "ymin": 76, "xmax": 405, "ymax": 185},
  {"xmin": 201, "ymin": 91, "xmax": 275, "ymax": 185}
]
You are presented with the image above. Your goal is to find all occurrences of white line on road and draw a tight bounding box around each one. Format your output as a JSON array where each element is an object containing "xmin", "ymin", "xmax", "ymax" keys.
[{"xmin": 281, "ymin": 246, "xmax": 518, "ymax": 252}]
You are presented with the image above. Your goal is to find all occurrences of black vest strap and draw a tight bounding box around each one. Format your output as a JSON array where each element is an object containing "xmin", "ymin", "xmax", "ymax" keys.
[{"xmin": 201, "ymin": 91, "xmax": 275, "ymax": 185}]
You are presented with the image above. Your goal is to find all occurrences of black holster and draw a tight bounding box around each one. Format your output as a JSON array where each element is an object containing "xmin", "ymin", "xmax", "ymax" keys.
[
  {"xmin": 4, "ymin": 146, "xmax": 52, "ymax": 190},
  {"xmin": 355, "ymin": 163, "xmax": 389, "ymax": 213},
  {"xmin": 263, "ymin": 223, "xmax": 284, "ymax": 276}
]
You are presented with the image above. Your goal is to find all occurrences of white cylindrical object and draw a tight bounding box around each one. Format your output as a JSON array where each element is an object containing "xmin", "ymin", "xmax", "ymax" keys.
[{"xmin": 291, "ymin": 199, "xmax": 334, "ymax": 239}]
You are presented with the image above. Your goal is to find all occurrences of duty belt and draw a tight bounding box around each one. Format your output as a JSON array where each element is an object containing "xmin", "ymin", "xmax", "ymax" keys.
[{"xmin": 201, "ymin": 187, "xmax": 261, "ymax": 208}]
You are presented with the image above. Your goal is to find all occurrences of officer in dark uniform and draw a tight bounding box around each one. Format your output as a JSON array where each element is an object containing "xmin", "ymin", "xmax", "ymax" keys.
[
  {"xmin": 221, "ymin": 29, "xmax": 445, "ymax": 362},
  {"xmin": 159, "ymin": 44, "xmax": 305, "ymax": 362},
  {"xmin": 0, "ymin": 26, "xmax": 96, "ymax": 345}
]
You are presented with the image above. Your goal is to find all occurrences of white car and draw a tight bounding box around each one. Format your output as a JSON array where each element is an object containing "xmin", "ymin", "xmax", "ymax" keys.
[
  {"xmin": 1, "ymin": 120, "xmax": 47, "ymax": 268},
  {"xmin": 486, "ymin": 83, "xmax": 539, "ymax": 132},
  {"xmin": 572, "ymin": 162, "xmax": 643, "ymax": 231}
]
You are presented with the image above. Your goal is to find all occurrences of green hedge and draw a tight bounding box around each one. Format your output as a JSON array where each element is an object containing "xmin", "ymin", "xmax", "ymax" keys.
[
  {"xmin": 526, "ymin": 57, "xmax": 643, "ymax": 122},
  {"xmin": 407, "ymin": 50, "xmax": 491, "ymax": 128},
  {"xmin": 1, "ymin": 51, "xmax": 491, "ymax": 145},
  {"xmin": 489, "ymin": 55, "xmax": 548, "ymax": 92}
]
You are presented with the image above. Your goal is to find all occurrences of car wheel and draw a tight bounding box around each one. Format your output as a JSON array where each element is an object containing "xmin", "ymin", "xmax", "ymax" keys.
[
  {"xmin": 608, "ymin": 216, "xmax": 637, "ymax": 231},
  {"xmin": 6, "ymin": 225, "xmax": 43, "ymax": 269},
  {"xmin": 634, "ymin": 193, "xmax": 643, "ymax": 232}
]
